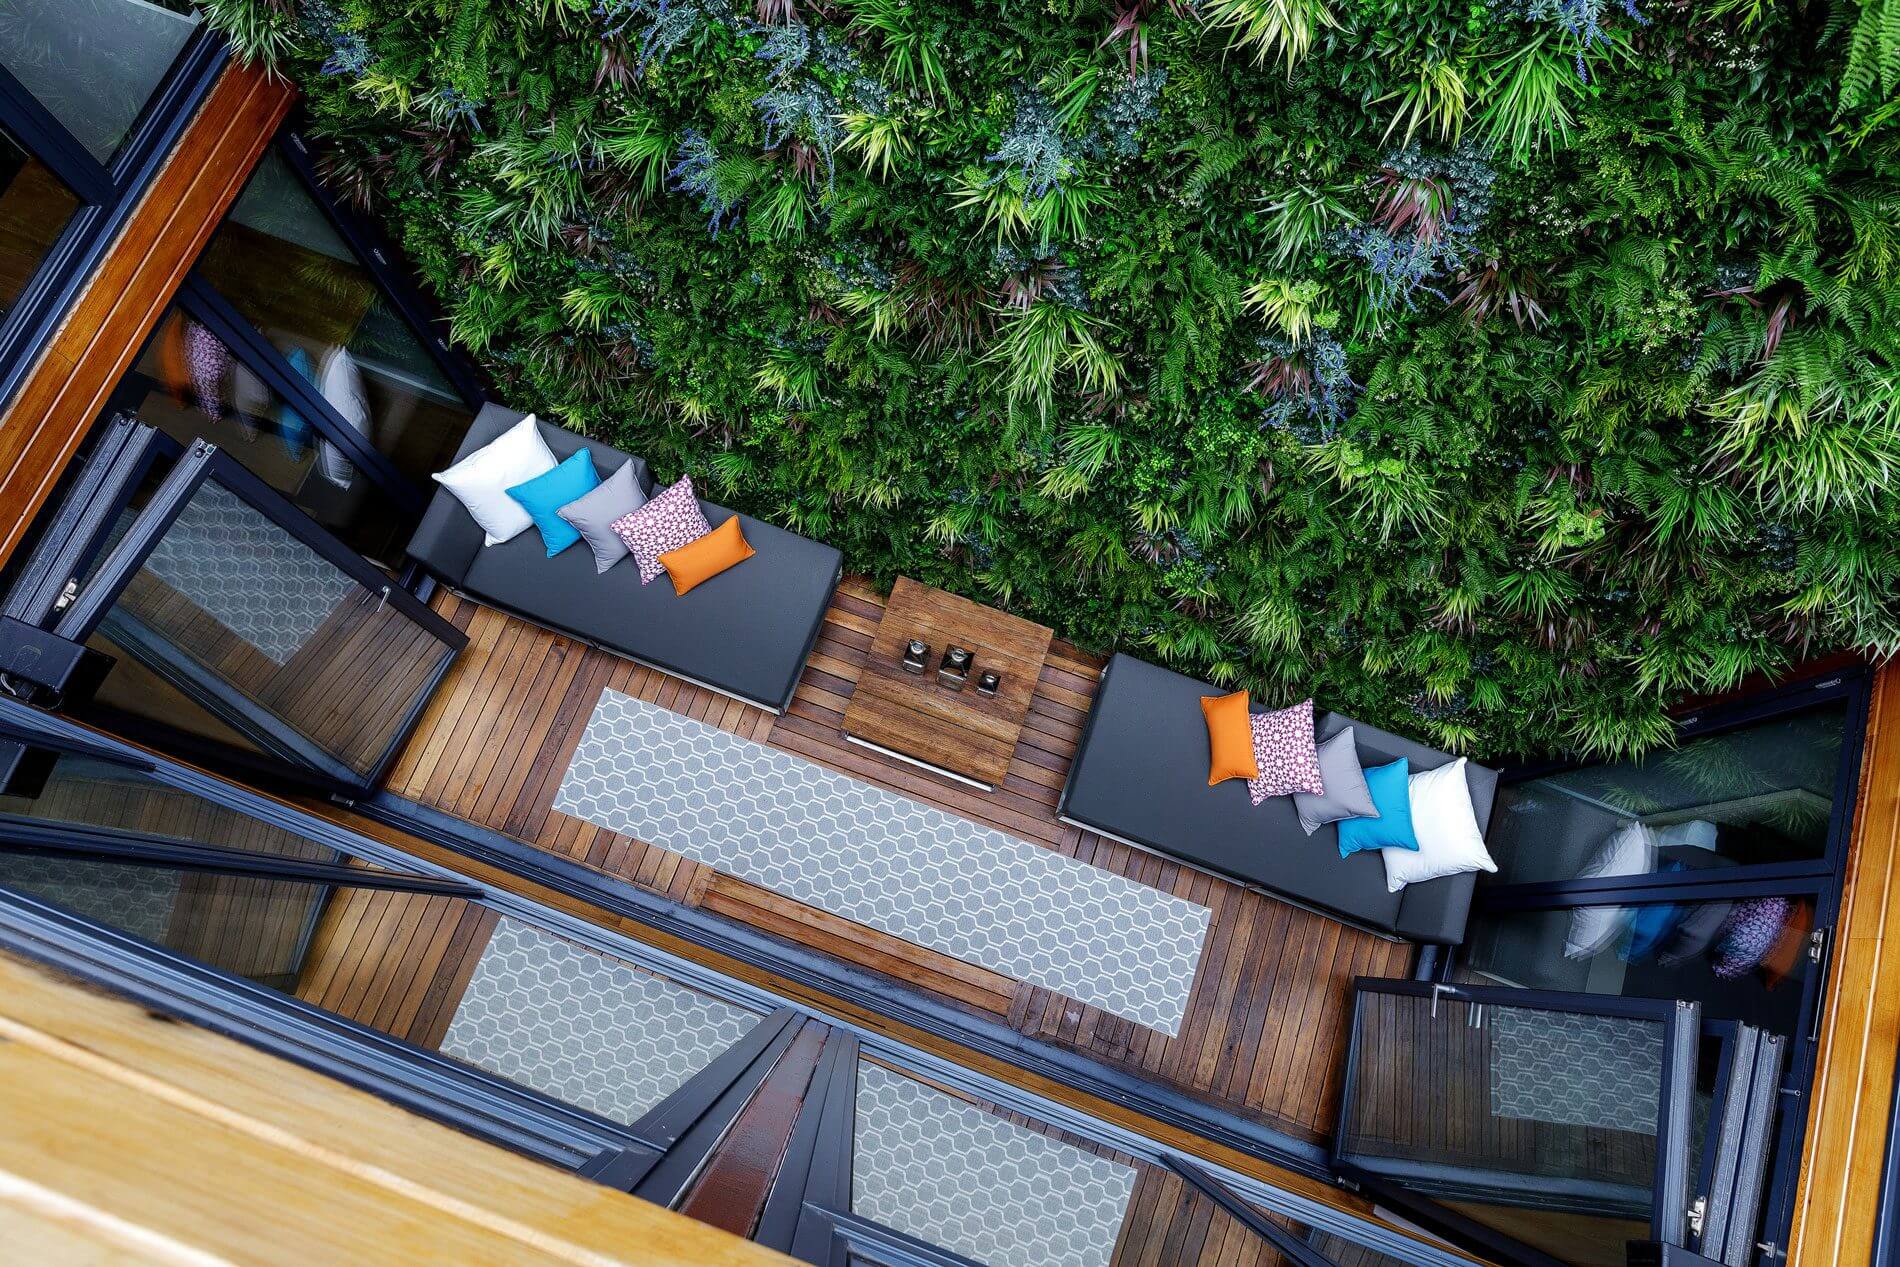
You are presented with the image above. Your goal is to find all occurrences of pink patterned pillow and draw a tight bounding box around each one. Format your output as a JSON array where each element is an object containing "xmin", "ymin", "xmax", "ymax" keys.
[
  {"xmin": 610, "ymin": 475, "xmax": 712, "ymax": 584},
  {"xmin": 1246, "ymin": 699, "xmax": 1324, "ymax": 804}
]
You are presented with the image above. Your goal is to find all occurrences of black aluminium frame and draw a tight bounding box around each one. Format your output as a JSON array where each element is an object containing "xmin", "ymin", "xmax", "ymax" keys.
[
  {"xmin": 158, "ymin": 123, "xmax": 491, "ymax": 521},
  {"xmin": 1446, "ymin": 665, "xmax": 1874, "ymax": 1262},
  {"xmin": 46, "ymin": 439, "xmax": 468, "ymax": 790},
  {"xmin": 1330, "ymin": 977, "xmax": 1701, "ymax": 1265},
  {"xmin": 0, "ymin": 693, "xmax": 1477, "ymax": 1267},
  {"xmin": 43, "ymin": 118, "xmax": 492, "ymax": 594},
  {"xmin": 0, "ymin": 683, "xmax": 818, "ymax": 1187},
  {"xmin": 0, "ymin": 816, "xmax": 479, "ymax": 898},
  {"xmin": 0, "ymin": 23, "xmax": 228, "ymax": 409}
]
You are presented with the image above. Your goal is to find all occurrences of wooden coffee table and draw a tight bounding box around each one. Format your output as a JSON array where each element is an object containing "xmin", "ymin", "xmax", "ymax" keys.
[{"xmin": 842, "ymin": 577, "xmax": 1054, "ymax": 790}]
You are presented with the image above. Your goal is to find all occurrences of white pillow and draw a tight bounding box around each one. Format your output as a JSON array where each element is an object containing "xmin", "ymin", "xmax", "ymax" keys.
[
  {"xmin": 317, "ymin": 346, "xmax": 371, "ymax": 489},
  {"xmin": 1564, "ymin": 821, "xmax": 1657, "ymax": 958},
  {"xmin": 1656, "ymin": 819, "xmax": 1719, "ymax": 851},
  {"xmin": 1382, "ymin": 757, "xmax": 1497, "ymax": 893},
  {"xmin": 430, "ymin": 413, "xmax": 557, "ymax": 545}
]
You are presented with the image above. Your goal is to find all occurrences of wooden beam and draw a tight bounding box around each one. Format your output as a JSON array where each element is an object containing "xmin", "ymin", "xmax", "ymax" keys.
[
  {"xmin": 0, "ymin": 950, "xmax": 793, "ymax": 1267},
  {"xmin": 0, "ymin": 59, "xmax": 294, "ymax": 566},
  {"xmin": 1788, "ymin": 659, "xmax": 1900, "ymax": 1266}
]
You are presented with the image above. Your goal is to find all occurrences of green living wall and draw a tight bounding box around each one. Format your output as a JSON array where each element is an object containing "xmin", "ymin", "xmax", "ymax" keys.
[{"xmin": 208, "ymin": 0, "xmax": 1900, "ymax": 759}]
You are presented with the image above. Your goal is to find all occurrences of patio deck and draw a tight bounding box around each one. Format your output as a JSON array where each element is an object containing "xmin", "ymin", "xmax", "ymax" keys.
[{"xmin": 382, "ymin": 577, "xmax": 1413, "ymax": 1144}]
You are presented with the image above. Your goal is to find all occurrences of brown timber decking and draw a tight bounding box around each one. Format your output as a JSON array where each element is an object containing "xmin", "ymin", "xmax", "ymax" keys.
[{"xmin": 383, "ymin": 577, "xmax": 1413, "ymax": 1145}]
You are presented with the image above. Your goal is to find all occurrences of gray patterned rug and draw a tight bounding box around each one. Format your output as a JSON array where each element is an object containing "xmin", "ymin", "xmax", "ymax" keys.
[
  {"xmin": 442, "ymin": 918, "xmax": 762, "ymax": 1125},
  {"xmin": 1489, "ymin": 1006, "xmax": 1662, "ymax": 1134},
  {"xmin": 557, "ymin": 690, "xmax": 1211, "ymax": 1035},
  {"xmin": 854, "ymin": 1062, "xmax": 1136, "ymax": 1267},
  {"xmin": 143, "ymin": 481, "xmax": 353, "ymax": 665}
]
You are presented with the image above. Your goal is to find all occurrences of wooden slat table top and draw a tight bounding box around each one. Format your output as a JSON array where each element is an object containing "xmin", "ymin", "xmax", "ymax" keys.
[{"xmin": 842, "ymin": 576, "xmax": 1054, "ymax": 788}]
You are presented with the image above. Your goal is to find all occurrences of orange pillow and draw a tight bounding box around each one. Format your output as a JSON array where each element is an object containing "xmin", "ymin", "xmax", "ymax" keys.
[
  {"xmin": 1200, "ymin": 691, "xmax": 1258, "ymax": 785},
  {"xmin": 659, "ymin": 516, "xmax": 755, "ymax": 595}
]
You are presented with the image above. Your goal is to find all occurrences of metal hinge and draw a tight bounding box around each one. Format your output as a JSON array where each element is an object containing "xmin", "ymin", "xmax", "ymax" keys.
[
  {"xmin": 51, "ymin": 577, "xmax": 77, "ymax": 614},
  {"xmin": 1809, "ymin": 926, "xmax": 1829, "ymax": 963},
  {"xmin": 1686, "ymin": 1195, "xmax": 1706, "ymax": 1238}
]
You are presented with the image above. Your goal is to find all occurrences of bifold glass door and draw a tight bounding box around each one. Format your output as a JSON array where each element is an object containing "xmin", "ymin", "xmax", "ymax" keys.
[
  {"xmin": 2, "ymin": 418, "xmax": 465, "ymax": 790},
  {"xmin": 1335, "ymin": 979, "xmax": 1700, "ymax": 1267}
]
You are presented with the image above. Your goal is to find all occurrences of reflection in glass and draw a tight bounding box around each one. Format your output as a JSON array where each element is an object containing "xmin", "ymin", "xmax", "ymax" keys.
[
  {"xmin": 0, "ymin": 852, "xmax": 326, "ymax": 990},
  {"xmin": 0, "ymin": 0, "xmax": 202, "ymax": 163},
  {"xmin": 0, "ymin": 751, "xmax": 341, "ymax": 865},
  {"xmin": 1486, "ymin": 702, "xmax": 1847, "ymax": 888},
  {"xmin": 0, "ymin": 124, "xmax": 81, "ymax": 319},
  {"xmin": 1461, "ymin": 896, "xmax": 1812, "ymax": 1035},
  {"xmin": 83, "ymin": 467, "xmax": 458, "ymax": 778},
  {"xmin": 116, "ymin": 307, "xmax": 407, "ymax": 562},
  {"xmin": 196, "ymin": 149, "xmax": 476, "ymax": 489},
  {"xmin": 1338, "ymin": 991, "xmax": 1673, "ymax": 1267}
]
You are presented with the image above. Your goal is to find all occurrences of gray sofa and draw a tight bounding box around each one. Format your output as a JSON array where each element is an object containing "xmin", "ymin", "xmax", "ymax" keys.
[
  {"xmin": 1058, "ymin": 654, "xmax": 1496, "ymax": 943},
  {"xmin": 406, "ymin": 405, "xmax": 841, "ymax": 714}
]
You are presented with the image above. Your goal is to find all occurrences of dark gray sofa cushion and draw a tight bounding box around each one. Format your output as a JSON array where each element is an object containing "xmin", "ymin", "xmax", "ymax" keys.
[
  {"xmin": 405, "ymin": 404, "xmax": 840, "ymax": 713},
  {"xmin": 1059, "ymin": 653, "xmax": 1496, "ymax": 943},
  {"xmin": 407, "ymin": 404, "xmax": 651, "ymax": 583}
]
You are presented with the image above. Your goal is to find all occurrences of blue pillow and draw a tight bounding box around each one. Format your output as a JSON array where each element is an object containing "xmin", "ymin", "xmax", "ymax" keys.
[
  {"xmin": 1336, "ymin": 758, "xmax": 1417, "ymax": 858},
  {"xmin": 1623, "ymin": 861, "xmax": 1690, "ymax": 961},
  {"xmin": 507, "ymin": 449, "xmax": 599, "ymax": 556}
]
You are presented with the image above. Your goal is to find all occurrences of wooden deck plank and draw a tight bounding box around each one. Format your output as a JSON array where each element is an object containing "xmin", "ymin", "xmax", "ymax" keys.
[{"xmin": 390, "ymin": 577, "xmax": 1417, "ymax": 1143}]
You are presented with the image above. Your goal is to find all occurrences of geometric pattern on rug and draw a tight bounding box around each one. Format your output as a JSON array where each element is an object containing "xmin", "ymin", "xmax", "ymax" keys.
[
  {"xmin": 442, "ymin": 917, "xmax": 761, "ymax": 1126},
  {"xmin": 854, "ymin": 1062, "xmax": 1136, "ymax": 1267},
  {"xmin": 557, "ymin": 690, "xmax": 1211, "ymax": 1035},
  {"xmin": 1489, "ymin": 1005, "xmax": 1663, "ymax": 1134},
  {"xmin": 142, "ymin": 481, "xmax": 353, "ymax": 665},
  {"xmin": 0, "ymin": 854, "xmax": 179, "ymax": 946}
]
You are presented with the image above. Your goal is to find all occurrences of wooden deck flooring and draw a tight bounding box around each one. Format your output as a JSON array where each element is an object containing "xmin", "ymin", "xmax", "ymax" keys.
[{"xmin": 383, "ymin": 577, "xmax": 1413, "ymax": 1144}]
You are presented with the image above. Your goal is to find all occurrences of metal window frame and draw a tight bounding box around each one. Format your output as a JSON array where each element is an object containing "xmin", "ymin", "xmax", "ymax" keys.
[
  {"xmin": 48, "ymin": 440, "xmax": 466, "ymax": 789},
  {"xmin": 1484, "ymin": 668, "xmax": 1870, "ymax": 890},
  {"xmin": 1466, "ymin": 667, "xmax": 1874, "ymax": 1262},
  {"xmin": 0, "ymin": 27, "xmax": 228, "ymax": 409},
  {"xmin": 0, "ymin": 709, "xmax": 820, "ymax": 1188},
  {"xmin": 1165, "ymin": 1157, "xmax": 1338, "ymax": 1267},
  {"xmin": 275, "ymin": 125, "xmax": 489, "ymax": 413},
  {"xmin": 1332, "ymin": 977, "xmax": 1701, "ymax": 1262},
  {"xmin": 0, "ymin": 815, "xmax": 480, "ymax": 898},
  {"xmin": 150, "ymin": 119, "xmax": 493, "ymax": 529},
  {"xmin": 0, "ymin": 413, "xmax": 161, "ymax": 626}
]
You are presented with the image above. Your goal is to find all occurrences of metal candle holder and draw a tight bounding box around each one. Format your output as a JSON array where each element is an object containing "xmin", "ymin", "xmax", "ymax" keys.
[
  {"xmin": 901, "ymin": 638, "xmax": 929, "ymax": 674},
  {"xmin": 937, "ymin": 645, "xmax": 972, "ymax": 690}
]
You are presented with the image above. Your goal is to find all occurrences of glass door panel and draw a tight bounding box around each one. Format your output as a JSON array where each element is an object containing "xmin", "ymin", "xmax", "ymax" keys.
[
  {"xmin": 1336, "ymin": 980, "xmax": 1698, "ymax": 1267},
  {"xmin": 195, "ymin": 147, "xmax": 477, "ymax": 488},
  {"xmin": 0, "ymin": 750, "xmax": 342, "ymax": 861},
  {"xmin": 0, "ymin": 851, "xmax": 327, "ymax": 990},
  {"xmin": 45, "ymin": 441, "xmax": 464, "ymax": 788},
  {"xmin": 0, "ymin": 121, "xmax": 81, "ymax": 317},
  {"xmin": 1460, "ymin": 896, "xmax": 1813, "ymax": 1037},
  {"xmin": 848, "ymin": 1058, "xmax": 1445, "ymax": 1267},
  {"xmin": 119, "ymin": 306, "xmax": 411, "ymax": 563},
  {"xmin": 0, "ymin": 0, "xmax": 203, "ymax": 165},
  {"xmin": 1486, "ymin": 702, "xmax": 1849, "ymax": 888}
]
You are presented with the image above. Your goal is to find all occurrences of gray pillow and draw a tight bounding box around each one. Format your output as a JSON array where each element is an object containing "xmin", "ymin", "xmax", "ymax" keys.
[
  {"xmin": 556, "ymin": 458, "xmax": 647, "ymax": 573},
  {"xmin": 1293, "ymin": 727, "xmax": 1380, "ymax": 835}
]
